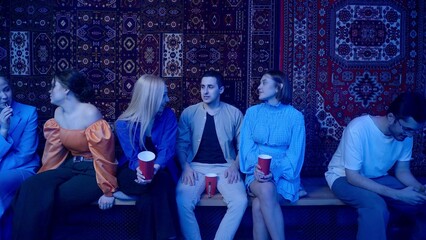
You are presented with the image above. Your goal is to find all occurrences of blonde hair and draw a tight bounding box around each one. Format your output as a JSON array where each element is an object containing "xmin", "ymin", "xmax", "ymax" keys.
[{"xmin": 118, "ymin": 74, "xmax": 165, "ymax": 150}]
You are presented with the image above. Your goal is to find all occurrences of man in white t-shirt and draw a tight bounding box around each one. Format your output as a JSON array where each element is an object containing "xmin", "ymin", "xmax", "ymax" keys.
[{"xmin": 325, "ymin": 92, "xmax": 426, "ymax": 240}]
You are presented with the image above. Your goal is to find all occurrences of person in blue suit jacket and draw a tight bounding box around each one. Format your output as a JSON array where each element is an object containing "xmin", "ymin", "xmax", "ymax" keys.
[{"xmin": 0, "ymin": 75, "xmax": 40, "ymax": 239}]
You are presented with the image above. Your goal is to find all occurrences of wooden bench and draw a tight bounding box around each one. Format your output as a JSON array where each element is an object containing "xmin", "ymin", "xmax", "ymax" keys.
[
  {"xmin": 113, "ymin": 177, "xmax": 344, "ymax": 207},
  {"xmin": 58, "ymin": 177, "xmax": 418, "ymax": 239}
]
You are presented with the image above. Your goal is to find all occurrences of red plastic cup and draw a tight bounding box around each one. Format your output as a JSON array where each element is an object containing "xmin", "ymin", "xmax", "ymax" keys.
[
  {"xmin": 137, "ymin": 151, "xmax": 156, "ymax": 180},
  {"xmin": 205, "ymin": 173, "xmax": 218, "ymax": 198},
  {"xmin": 258, "ymin": 154, "xmax": 272, "ymax": 175}
]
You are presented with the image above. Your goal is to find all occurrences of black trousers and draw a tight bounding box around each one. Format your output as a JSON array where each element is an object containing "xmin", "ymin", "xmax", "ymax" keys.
[
  {"xmin": 12, "ymin": 159, "xmax": 102, "ymax": 240},
  {"xmin": 117, "ymin": 166, "xmax": 179, "ymax": 240}
]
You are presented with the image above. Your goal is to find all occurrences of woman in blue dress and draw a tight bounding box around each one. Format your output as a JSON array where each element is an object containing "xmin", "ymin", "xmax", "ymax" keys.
[{"xmin": 240, "ymin": 70, "xmax": 306, "ymax": 240}]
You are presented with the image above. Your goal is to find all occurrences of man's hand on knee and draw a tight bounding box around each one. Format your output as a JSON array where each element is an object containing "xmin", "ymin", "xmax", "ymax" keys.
[{"xmin": 181, "ymin": 165, "xmax": 197, "ymax": 186}]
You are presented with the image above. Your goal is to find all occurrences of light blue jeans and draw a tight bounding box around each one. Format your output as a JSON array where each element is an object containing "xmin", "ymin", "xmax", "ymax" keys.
[
  {"xmin": 332, "ymin": 176, "xmax": 426, "ymax": 240},
  {"xmin": 176, "ymin": 162, "xmax": 248, "ymax": 240}
]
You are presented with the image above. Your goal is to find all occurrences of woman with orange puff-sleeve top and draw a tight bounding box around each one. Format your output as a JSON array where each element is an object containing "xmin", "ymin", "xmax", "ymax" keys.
[{"xmin": 12, "ymin": 69, "xmax": 117, "ymax": 240}]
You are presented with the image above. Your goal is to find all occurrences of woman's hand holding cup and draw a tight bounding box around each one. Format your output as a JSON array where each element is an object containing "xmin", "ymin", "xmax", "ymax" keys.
[
  {"xmin": 255, "ymin": 154, "xmax": 272, "ymax": 182},
  {"xmin": 135, "ymin": 166, "xmax": 152, "ymax": 184},
  {"xmin": 254, "ymin": 164, "xmax": 272, "ymax": 182},
  {"xmin": 135, "ymin": 151, "xmax": 156, "ymax": 184},
  {"xmin": 135, "ymin": 163, "xmax": 161, "ymax": 184}
]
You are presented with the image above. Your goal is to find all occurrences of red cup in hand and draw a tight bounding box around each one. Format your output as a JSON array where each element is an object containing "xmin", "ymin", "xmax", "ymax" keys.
[
  {"xmin": 137, "ymin": 151, "xmax": 156, "ymax": 180},
  {"xmin": 258, "ymin": 154, "xmax": 272, "ymax": 175}
]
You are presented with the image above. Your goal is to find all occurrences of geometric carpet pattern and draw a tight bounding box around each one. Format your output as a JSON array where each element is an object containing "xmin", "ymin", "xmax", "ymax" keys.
[
  {"xmin": 1, "ymin": 0, "xmax": 426, "ymax": 176},
  {"xmin": 0, "ymin": 0, "xmax": 279, "ymax": 163},
  {"xmin": 280, "ymin": 0, "xmax": 426, "ymax": 175},
  {"xmin": 0, "ymin": 0, "xmax": 279, "ymax": 118}
]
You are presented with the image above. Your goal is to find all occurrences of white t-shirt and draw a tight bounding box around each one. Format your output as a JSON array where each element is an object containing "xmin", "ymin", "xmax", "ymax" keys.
[{"xmin": 325, "ymin": 115, "xmax": 413, "ymax": 188}]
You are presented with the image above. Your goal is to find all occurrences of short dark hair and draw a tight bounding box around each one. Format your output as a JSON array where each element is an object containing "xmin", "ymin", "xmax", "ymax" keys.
[
  {"xmin": 0, "ymin": 74, "xmax": 10, "ymax": 85},
  {"xmin": 387, "ymin": 92, "xmax": 426, "ymax": 124},
  {"xmin": 264, "ymin": 70, "xmax": 292, "ymax": 104},
  {"xmin": 54, "ymin": 69, "xmax": 93, "ymax": 102},
  {"xmin": 202, "ymin": 70, "xmax": 224, "ymax": 88},
  {"xmin": 0, "ymin": 73, "xmax": 14, "ymax": 93}
]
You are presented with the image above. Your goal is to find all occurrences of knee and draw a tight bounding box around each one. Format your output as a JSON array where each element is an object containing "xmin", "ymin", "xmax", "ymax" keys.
[
  {"xmin": 176, "ymin": 187, "xmax": 196, "ymax": 211},
  {"xmin": 256, "ymin": 183, "xmax": 278, "ymax": 202},
  {"xmin": 16, "ymin": 175, "xmax": 42, "ymax": 196},
  {"xmin": 227, "ymin": 193, "xmax": 248, "ymax": 211},
  {"xmin": 241, "ymin": 195, "xmax": 249, "ymax": 208},
  {"xmin": 228, "ymin": 187, "xmax": 248, "ymax": 204},
  {"xmin": 359, "ymin": 199, "xmax": 389, "ymax": 221}
]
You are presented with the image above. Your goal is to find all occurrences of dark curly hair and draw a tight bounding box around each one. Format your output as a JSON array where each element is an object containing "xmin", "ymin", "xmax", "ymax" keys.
[
  {"xmin": 387, "ymin": 92, "xmax": 426, "ymax": 124},
  {"xmin": 54, "ymin": 69, "xmax": 93, "ymax": 102}
]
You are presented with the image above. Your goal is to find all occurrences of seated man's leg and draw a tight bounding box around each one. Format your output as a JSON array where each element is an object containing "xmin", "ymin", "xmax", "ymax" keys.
[
  {"xmin": 401, "ymin": 204, "xmax": 426, "ymax": 240},
  {"xmin": 374, "ymin": 175, "xmax": 426, "ymax": 240},
  {"xmin": 214, "ymin": 165, "xmax": 248, "ymax": 240},
  {"xmin": 176, "ymin": 165, "xmax": 205, "ymax": 240},
  {"xmin": 332, "ymin": 177, "xmax": 389, "ymax": 240},
  {"xmin": 413, "ymin": 204, "xmax": 426, "ymax": 240}
]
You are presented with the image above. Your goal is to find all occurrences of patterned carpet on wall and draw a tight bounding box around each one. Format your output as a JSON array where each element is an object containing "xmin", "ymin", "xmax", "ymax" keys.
[
  {"xmin": 3, "ymin": 0, "xmax": 425, "ymax": 176},
  {"xmin": 280, "ymin": 0, "xmax": 426, "ymax": 175},
  {"xmin": 52, "ymin": 0, "xmax": 257, "ymax": 118},
  {"xmin": 0, "ymin": 0, "xmax": 279, "ymax": 157}
]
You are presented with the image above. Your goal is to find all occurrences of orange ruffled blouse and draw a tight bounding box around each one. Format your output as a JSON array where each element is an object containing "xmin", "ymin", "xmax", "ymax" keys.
[{"xmin": 38, "ymin": 118, "xmax": 118, "ymax": 196}]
